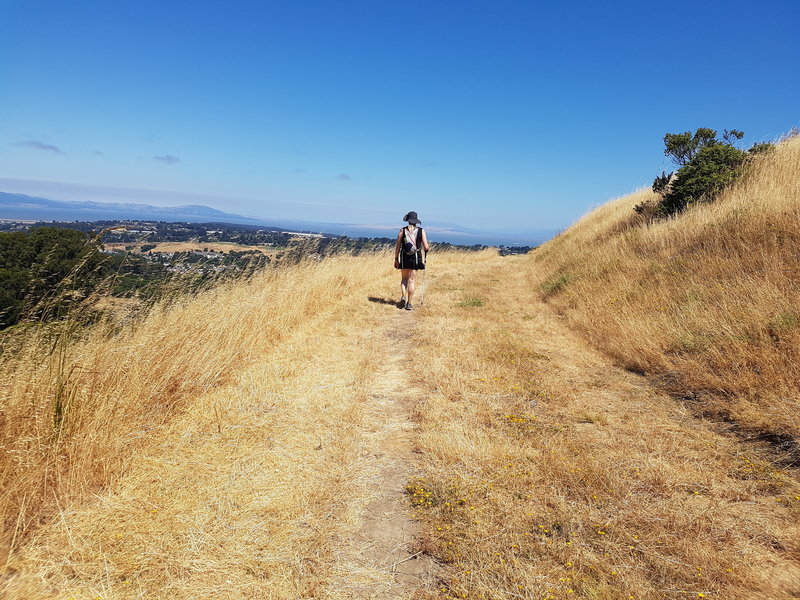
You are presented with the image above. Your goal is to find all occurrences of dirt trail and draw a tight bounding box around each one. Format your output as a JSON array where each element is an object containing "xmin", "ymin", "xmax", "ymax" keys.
[
  {"xmin": 2, "ymin": 278, "xmax": 440, "ymax": 600},
  {"xmin": 326, "ymin": 311, "xmax": 439, "ymax": 598},
  {"xmin": 7, "ymin": 251, "xmax": 799, "ymax": 599},
  {"xmin": 407, "ymin": 255, "xmax": 800, "ymax": 598}
]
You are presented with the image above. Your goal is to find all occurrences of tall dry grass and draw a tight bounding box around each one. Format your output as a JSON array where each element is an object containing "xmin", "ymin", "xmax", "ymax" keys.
[
  {"xmin": 530, "ymin": 135, "xmax": 800, "ymax": 443},
  {"xmin": 4, "ymin": 239, "xmax": 799, "ymax": 598},
  {"xmin": 2, "ymin": 248, "xmax": 410, "ymax": 599},
  {"xmin": 409, "ymin": 251, "xmax": 800, "ymax": 599},
  {"xmin": 0, "ymin": 252, "xmax": 390, "ymax": 568}
]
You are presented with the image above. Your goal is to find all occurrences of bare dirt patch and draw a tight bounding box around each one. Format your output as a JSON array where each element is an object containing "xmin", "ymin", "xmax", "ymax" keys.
[{"xmin": 326, "ymin": 310, "xmax": 440, "ymax": 599}]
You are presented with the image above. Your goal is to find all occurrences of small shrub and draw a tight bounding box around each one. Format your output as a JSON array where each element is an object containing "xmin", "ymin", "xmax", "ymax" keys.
[
  {"xmin": 456, "ymin": 297, "xmax": 484, "ymax": 307},
  {"xmin": 673, "ymin": 332, "xmax": 713, "ymax": 353},
  {"xmin": 632, "ymin": 198, "xmax": 660, "ymax": 221},
  {"xmin": 768, "ymin": 311, "xmax": 799, "ymax": 340},
  {"xmin": 541, "ymin": 272, "xmax": 571, "ymax": 297},
  {"xmin": 749, "ymin": 142, "xmax": 775, "ymax": 156},
  {"xmin": 651, "ymin": 170, "xmax": 673, "ymax": 195}
]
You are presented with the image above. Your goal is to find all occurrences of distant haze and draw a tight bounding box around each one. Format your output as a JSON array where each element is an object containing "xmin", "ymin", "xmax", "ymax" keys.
[
  {"xmin": 0, "ymin": 191, "xmax": 553, "ymax": 246},
  {"xmin": 1, "ymin": 3, "xmax": 796, "ymax": 239}
]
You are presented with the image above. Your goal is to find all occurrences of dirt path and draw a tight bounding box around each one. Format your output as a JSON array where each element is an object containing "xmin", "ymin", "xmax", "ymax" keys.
[
  {"xmin": 9, "ymin": 251, "xmax": 798, "ymax": 599},
  {"xmin": 326, "ymin": 310, "xmax": 440, "ymax": 599},
  {"xmin": 2, "ymin": 274, "xmax": 442, "ymax": 600},
  {"xmin": 405, "ymin": 255, "xmax": 800, "ymax": 599}
]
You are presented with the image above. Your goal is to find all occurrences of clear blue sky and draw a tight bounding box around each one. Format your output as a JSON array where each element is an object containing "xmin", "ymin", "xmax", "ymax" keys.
[{"xmin": 1, "ymin": 0, "xmax": 798, "ymax": 235}]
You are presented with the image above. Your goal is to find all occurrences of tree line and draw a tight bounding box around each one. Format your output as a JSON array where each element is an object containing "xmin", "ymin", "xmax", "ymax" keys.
[{"xmin": 0, "ymin": 227, "xmax": 166, "ymax": 330}]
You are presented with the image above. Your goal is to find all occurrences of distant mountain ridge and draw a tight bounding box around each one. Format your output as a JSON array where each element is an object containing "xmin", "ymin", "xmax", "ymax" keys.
[
  {"xmin": 0, "ymin": 190, "xmax": 555, "ymax": 246},
  {"xmin": 0, "ymin": 192, "xmax": 257, "ymax": 223}
]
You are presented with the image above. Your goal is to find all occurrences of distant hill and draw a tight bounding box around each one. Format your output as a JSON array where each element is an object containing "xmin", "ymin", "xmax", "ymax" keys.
[
  {"xmin": 0, "ymin": 191, "xmax": 555, "ymax": 246},
  {"xmin": 530, "ymin": 134, "xmax": 800, "ymax": 443},
  {"xmin": 0, "ymin": 192, "xmax": 258, "ymax": 224}
]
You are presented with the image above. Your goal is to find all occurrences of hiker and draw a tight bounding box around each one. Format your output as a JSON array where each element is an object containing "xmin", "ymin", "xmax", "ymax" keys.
[{"xmin": 394, "ymin": 211, "xmax": 430, "ymax": 310}]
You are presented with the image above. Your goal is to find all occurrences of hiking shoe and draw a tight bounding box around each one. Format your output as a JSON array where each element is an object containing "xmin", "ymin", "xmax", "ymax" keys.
[
  {"xmin": 398, "ymin": 297, "xmax": 406, "ymax": 308},
  {"xmin": 405, "ymin": 302, "xmax": 413, "ymax": 310}
]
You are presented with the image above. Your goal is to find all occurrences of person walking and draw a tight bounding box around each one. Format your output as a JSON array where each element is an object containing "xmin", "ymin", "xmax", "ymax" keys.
[{"xmin": 394, "ymin": 211, "xmax": 430, "ymax": 310}]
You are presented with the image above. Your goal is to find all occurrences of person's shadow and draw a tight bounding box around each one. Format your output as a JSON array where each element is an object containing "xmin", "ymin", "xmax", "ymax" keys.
[{"xmin": 368, "ymin": 296, "xmax": 404, "ymax": 309}]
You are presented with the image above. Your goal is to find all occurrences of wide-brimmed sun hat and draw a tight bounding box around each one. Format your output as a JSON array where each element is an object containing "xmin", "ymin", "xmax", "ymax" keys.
[{"xmin": 403, "ymin": 211, "xmax": 421, "ymax": 224}]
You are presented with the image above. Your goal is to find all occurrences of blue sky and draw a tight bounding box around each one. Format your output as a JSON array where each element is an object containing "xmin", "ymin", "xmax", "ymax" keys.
[{"xmin": 1, "ymin": 0, "xmax": 798, "ymax": 237}]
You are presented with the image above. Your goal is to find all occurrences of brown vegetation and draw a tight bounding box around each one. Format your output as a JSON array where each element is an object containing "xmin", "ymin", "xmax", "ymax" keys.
[
  {"xmin": 408, "ymin": 252, "xmax": 800, "ymax": 599},
  {"xmin": 530, "ymin": 135, "xmax": 800, "ymax": 444},
  {"xmin": 1, "ymin": 137, "xmax": 799, "ymax": 599},
  {"xmin": 1, "ymin": 255, "xmax": 391, "ymax": 587}
]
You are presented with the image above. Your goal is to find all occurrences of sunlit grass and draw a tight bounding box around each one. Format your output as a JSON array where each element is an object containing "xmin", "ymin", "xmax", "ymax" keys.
[
  {"xmin": 530, "ymin": 135, "xmax": 800, "ymax": 441},
  {"xmin": 2, "ymin": 135, "xmax": 799, "ymax": 598},
  {"xmin": 0, "ymin": 254, "xmax": 392, "ymax": 578},
  {"xmin": 408, "ymin": 249, "xmax": 800, "ymax": 599}
]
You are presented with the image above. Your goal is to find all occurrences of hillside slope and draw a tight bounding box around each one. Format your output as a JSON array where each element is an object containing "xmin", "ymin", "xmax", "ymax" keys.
[
  {"xmin": 2, "ymin": 247, "xmax": 799, "ymax": 599},
  {"xmin": 530, "ymin": 135, "xmax": 800, "ymax": 445},
  {"xmin": 2, "ymin": 253, "xmax": 439, "ymax": 599}
]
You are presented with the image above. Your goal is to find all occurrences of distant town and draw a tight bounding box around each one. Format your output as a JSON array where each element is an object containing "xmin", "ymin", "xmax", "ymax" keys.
[
  {"xmin": 0, "ymin": 219, "xmax": 532, "ymax": 264},
  {"xmin": 0, "ymin": 218, "xmax": 531, "ymax": 330}
]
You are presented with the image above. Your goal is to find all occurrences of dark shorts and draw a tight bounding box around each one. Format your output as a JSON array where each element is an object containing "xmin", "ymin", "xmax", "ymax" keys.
[{"xmin": 399, "ymin": 252, "xmax": 425, "ymax": 270}]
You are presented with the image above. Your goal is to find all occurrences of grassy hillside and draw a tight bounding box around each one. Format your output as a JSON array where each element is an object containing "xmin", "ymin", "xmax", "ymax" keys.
[
  {"xmin": 2, "ymin": 138, "xmax": 799, "ymax": 599},
  {"xmin": 530, "ymin": 135, "xmax": 800, "ymax": 446},
  {"xmin": 2, "ymin": 247, "xmax": 799, "ymax": 599},
  {"xmin": 407, "ymin": 254, "xmax": 799, "ymax": 600},
  {"xmin": 0, "ymin": 254, "xmax": 392, "ymax": 566}
]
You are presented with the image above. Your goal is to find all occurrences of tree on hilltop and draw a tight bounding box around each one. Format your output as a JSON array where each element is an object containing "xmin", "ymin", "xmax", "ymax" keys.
[{"xmin": 638, "ymin": 127, "xmax": 773, "ymax": 218}]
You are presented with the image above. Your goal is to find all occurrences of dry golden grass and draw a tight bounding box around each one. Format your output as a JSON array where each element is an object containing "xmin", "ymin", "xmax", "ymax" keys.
[
  {"xmin": 409, "ymin": 251, "xmax": 800, "ymax": 599},
  {"xmin": 0, "ymin": 252, "xmax": 406, "ymax": 599},
  {"xmin": 3, "ymin": 137, "xmax": 800, "ymax": 600},
  {"xmin": 530, "ymin": 136, "xmax": 800, "ymax": 442}
]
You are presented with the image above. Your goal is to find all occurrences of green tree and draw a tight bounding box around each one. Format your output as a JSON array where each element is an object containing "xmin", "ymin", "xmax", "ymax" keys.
[
  {"xmin": 649, "ymin": 128, "xmax": 772, "ymax": 218},
  {"xmin": 0, "ymin": 227, "xmax": 106, "ymax": 328},
  {"xmin": 662, "ymin": 127, "xmax": 719, "ymax": 166},
  {"xmin": 659, "ymin": 143, "xmax": 749, "ymax": 215}
]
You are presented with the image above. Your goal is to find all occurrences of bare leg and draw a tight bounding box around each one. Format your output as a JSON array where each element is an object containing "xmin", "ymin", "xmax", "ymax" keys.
[
  {"xmin": 406, "ymin": 270, "xmax": 417, "ymax": 304},
  {"xmin": 400, "ymin": 269, "xmax": 412, "ymax": 301}
]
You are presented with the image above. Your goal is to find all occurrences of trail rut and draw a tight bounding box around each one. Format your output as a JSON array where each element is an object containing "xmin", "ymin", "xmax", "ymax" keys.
[
  {"xmin": 6, "ymin": 250, "xmax": 799, "ymax": 600},
  {"xmin": 326, "ymin": 310, "xmax": 440, "ymax": 598}
]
